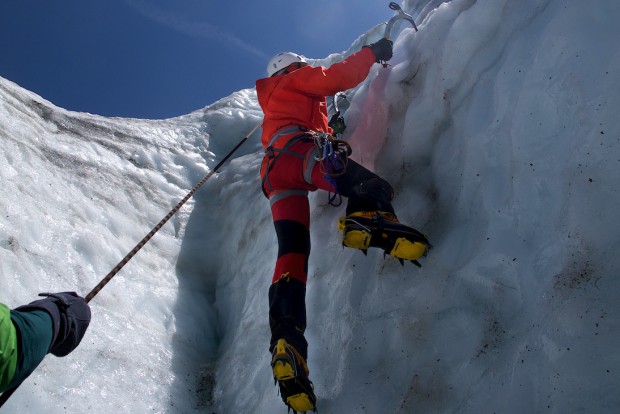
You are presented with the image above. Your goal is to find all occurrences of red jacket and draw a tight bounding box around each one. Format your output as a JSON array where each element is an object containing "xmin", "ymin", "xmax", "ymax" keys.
[{"xmin": 256, "ymin": 47, "xmax": 376, "ymax": 150}]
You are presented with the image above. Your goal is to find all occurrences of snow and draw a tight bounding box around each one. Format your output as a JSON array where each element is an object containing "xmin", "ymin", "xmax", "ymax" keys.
[{"xmin": 1, "ymin": 0, "xmax": 619, "ymax": 413}]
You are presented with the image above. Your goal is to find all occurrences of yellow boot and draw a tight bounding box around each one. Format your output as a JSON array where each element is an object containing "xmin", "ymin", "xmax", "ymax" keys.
[
  {"xmin": 271, "ymin": 339, "xmax": 317, "ymax": 413},
  {"xmin": 338, "ymin": 211, "xmax": 431, "ymax": 266}
]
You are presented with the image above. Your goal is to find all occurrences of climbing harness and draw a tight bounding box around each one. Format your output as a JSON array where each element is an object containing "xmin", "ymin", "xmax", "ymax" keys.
[
  {"xmin": 312, "ymin": 133, "xmax": 351, "ymax": 176},
  {"xmin": 311, "ymin": 132, "xmax": 351, "ymax": 206},
  {"xmin": 261, "ymin": 127, "xmax": 352, "ymax": 208},
  {"xmin": 0, "ymin": 122, "xmax": 261, "ymax": 408},
  {"xmin": 261, "ymin": 125, "xmax": 314, "ymax": 203}
]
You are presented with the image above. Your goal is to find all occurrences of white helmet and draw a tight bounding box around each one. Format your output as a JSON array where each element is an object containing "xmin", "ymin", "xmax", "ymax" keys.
[{"xmin": 267, "ymin": 52, "xmax": 307, "ymax": 77}]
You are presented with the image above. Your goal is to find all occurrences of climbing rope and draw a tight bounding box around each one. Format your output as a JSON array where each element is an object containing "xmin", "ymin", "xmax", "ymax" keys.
[
  {"xmin": 0, "ymin": 122, "xmax": 260, "ymax": 408},
  {"xmin": 86, "ymin": 122, "xmax": 260, "ymax": 302}
]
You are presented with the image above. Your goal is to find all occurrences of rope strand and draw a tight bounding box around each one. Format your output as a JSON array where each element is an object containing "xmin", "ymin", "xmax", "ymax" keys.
[
  {"xmin": 85, "ymin": 122, "xmax": 259, "ymax": 302},
  {"xmin": 0, "ymin": 122, "xmax": 260, "ymax": 408}
]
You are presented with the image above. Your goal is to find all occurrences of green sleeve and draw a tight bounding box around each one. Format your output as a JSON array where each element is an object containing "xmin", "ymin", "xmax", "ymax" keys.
[
  {"xmin": 6, "ymin": 309, "xmax": 53, "ymax": 391},
  {"xmin": 0, "ymin": 303, "xmax": 18, "ymax": 393}
]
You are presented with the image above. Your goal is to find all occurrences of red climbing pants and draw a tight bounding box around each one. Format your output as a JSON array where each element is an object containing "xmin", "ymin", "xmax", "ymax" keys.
[{"xmin": 261, "ymin": 135, "xmax": 395, "ymax": 358}]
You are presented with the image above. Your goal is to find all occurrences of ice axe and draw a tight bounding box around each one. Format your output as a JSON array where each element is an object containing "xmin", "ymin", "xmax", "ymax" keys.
[
  {"xmin": 384, "ymin": 2, "xmax": 418, "ymax": 39},
  {"xmin": 381, "ymin": 2, "xmax": 418, "ymax": 67}
]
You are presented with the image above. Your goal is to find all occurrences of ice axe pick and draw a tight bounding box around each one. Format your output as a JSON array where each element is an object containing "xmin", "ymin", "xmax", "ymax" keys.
[{"xmin": 381, "ymin": 2, "xmax": 418, "ymax": 67}]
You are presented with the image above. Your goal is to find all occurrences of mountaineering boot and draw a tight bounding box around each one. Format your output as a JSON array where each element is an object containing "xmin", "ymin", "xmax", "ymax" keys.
[
  {"xmin": 272, "ymin": 339, "xmax": 317, "ymax": 413},
  {"xmin": 338, "ymin": 211, "xmax": 431, "ymax": 266}
]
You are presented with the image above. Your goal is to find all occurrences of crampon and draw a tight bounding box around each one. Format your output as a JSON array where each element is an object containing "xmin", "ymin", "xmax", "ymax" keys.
[
  {"xmin": 338, "ymin": 211, "xmax": 431, "ymax": 267},
  {"xmin": 272, "ymin": 339, "xmax": 317, "ymax": 413}
]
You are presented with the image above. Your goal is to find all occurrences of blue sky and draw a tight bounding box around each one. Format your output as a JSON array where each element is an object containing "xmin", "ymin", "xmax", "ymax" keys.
[{"xmin": 1, "ymin": 1, "xmax": 390, "ymax": 119}]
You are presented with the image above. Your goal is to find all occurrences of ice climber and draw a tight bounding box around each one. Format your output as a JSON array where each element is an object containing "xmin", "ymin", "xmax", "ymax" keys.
[
  {"xmin": 0, "ymin": 292, "xmax": 91, "ymax": 395},
  {"xmin": 256, "ymin": 38, "xmax": 430, "ymax": 413}
]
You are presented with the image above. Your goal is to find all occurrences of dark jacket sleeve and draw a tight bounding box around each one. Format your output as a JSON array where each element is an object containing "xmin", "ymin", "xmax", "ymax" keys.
[{"xmin": 5, "ymin": 309, "xmax": 53, "ymax": 391}]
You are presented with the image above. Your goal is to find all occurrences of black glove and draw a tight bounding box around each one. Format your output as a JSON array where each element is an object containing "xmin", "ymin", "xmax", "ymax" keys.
[
  {"xmin": 366, "ymin": 38, "xmax": 393, "ymax": 62},
  {"xmin": 15, "ymin": 292, "xmax": 91, "ymax": 357}
]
